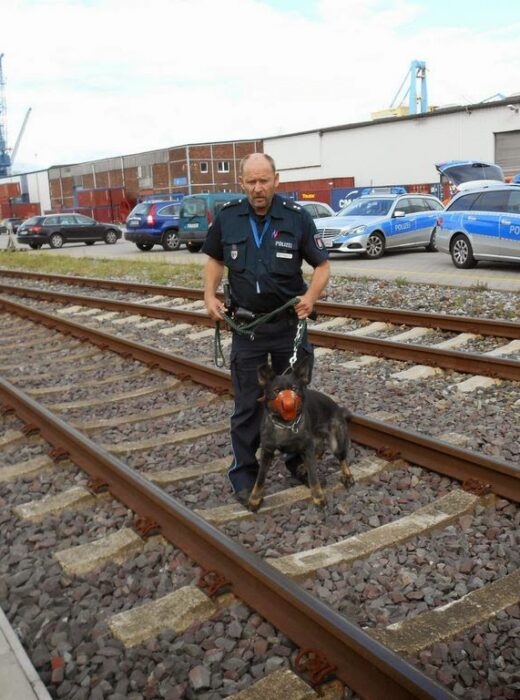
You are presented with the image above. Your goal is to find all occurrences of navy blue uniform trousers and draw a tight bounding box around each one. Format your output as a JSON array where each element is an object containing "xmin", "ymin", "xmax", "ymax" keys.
[{"xmin": 228, "ymin": 317, "xmax": 313, "ymax": 493}]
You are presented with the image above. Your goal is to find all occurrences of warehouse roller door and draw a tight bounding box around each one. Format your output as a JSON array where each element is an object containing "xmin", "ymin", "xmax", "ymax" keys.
[{"xmin": 495, "ymin": 130, "xmax": 520, "ymax": 177}]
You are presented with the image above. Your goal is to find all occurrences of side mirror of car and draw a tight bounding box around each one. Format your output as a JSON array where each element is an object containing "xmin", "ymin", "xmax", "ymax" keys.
[{"xmin": 393, "ymin": 210, "xmax": 406, "ymax": 218}]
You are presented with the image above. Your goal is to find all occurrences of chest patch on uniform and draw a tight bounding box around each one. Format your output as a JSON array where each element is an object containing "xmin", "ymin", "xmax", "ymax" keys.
[
  {"xmin": 276, "ymin": 252, "xmax": 293, "ymax": 259},
  {"xmin": 314, "ymin": 233, "xmax": 325, "ymax": 250},
  {"xmin": 275, "ymin": 240, "xmax": 293, "ymax": 249},
  {"xmin": 231, "ymin": 244, "xmax": 238, "ymax": 260}
]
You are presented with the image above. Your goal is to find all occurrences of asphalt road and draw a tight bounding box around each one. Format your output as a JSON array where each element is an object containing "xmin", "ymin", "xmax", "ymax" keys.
[{"xmin": 2, "ymin": 237, "xmax": 520, "ymax": 292}]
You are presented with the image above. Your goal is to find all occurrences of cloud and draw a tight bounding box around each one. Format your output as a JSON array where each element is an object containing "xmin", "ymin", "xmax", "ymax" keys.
[{"xmin": 4, "ymin": 0, "xmax": 520, "ymax": 170}]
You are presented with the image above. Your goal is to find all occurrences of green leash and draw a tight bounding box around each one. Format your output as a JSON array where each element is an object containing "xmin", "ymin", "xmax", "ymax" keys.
[{"xmin": 213, "ymin": 296, "xmax": 307, "ymax": 368}]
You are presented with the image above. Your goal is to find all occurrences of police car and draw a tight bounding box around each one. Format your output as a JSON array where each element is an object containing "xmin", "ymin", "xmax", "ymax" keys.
[
  {"xmin": 315, "ymin": 192, "xmax": 443, "ymax": 258},
  {"xmin": 435, "ymin": 182, "xmax": 520, "ymax": 268}
]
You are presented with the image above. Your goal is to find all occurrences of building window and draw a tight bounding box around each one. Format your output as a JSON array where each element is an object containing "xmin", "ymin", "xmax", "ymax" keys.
[
  {"xmin": 138, "ymin": 165, "xmax": 152, "ymax": 179},
  {"xmin": 217, "ymin": 161, "xmax": 230, "ymax": 173},
  {"xmin": 200, "ymin": 161, "xmax": 208, "ymax": 173}
]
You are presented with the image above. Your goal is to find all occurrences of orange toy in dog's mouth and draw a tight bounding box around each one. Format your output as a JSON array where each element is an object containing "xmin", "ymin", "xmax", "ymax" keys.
[{"xmin": 268, "ymin": 390, "xmax": 302, "ymax": 422}]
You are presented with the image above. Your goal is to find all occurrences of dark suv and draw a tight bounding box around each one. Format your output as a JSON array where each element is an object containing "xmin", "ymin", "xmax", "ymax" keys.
[
  {"xmin": 16, "ymin": 214, "xmax": 121, "ymax": 249},
  {"xmin": 125, "ymin": 200, "xmax": 181, "ymax": 251}
]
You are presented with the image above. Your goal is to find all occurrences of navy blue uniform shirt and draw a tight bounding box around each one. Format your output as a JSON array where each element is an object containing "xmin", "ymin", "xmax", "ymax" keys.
[{"xmin": 202, "ymin": 194, "xmax": 329, "ymax": 313}]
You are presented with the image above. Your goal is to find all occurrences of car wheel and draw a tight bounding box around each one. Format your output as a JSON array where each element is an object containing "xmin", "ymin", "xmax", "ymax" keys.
[
  {"xmin": 49, "ymin": 232, "xmax": 64, "ymax": 249},
  {"xmin": 426, "ymin": 227, "xmax": 437, "ymax": 252},
  {"xmin": 186, "ymin": 242, "xmax": 203, "ymax": 253},
  {"xmin": 162, "ymin": 229, "xmax": 180, "ymax": 251},
  {"xmin": 364, "ymin": 232, "xmax": 385, "ymax": 259},
  {"xmin": 104, "ymin": 230, "xmax": 118, "ymax": 244},
  {"xmin": 29, "ymin": 243, "xmax": 42, "ymax": 250},
  {"xmin": 136, "ymin": 242, "xmax": 154, "ymax": 251},
  {"xmin": 451, "ymin": 234, "xmax": 477, "ymax": 268},
  {"xmin": 85, "ymin": 241, "xmax": 95, "ymax": 246}
]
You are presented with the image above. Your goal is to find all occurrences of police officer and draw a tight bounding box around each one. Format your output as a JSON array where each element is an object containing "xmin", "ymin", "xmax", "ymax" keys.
[{"xmin": 202, "ymin": 153, "xmax": 330, "ymax": 503}]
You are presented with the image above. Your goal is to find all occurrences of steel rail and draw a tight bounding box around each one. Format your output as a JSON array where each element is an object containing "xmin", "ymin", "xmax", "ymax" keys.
[
  {"xmin": 1, "ymin": 267, "xmax": 519, "ymax": 339},
  {"xmin": 1, "ymin": 294, "xmax": 519, "ymax": 504},
  {"xmin": 0, "ymin": 376, "xmax": 454, "ymax": 700},
  {"xmin": 0, "ymin": 295, "xmax": 229, "ymax": 394},
  {"xmin": 1, "ymin": 283, "xmax": 520, "ymax": 381}
]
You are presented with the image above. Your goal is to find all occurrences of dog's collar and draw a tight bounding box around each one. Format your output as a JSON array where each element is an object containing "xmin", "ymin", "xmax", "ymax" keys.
[{"xmin": 269, "ymin": 412, "xmax": 303, "ymax": 433}]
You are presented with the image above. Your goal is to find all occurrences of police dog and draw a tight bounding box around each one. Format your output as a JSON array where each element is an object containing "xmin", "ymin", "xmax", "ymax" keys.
[{"xmin": 248, "ymin": 357, "xmax": 354, "ymax": 512}]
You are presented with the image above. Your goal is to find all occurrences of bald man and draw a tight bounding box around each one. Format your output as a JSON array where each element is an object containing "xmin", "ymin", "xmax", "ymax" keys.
[{"xmin": 203, "ymin": 153, "xmax": 330, "ymax": 503}]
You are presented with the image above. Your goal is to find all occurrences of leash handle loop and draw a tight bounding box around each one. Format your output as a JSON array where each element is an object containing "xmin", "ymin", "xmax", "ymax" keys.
[{"xmin": 212, "ymin": 296, "xmax": 300, "ymax": 367}]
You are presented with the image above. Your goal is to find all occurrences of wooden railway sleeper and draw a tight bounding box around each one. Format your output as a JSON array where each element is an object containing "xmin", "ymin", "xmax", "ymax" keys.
[
  {"xmin": 197, "ymin": 568, "xmax": 232, "ymax": 598},
  {"xmin": 295, "ymin": 647, "xmax": 338, "ymax": 686}
]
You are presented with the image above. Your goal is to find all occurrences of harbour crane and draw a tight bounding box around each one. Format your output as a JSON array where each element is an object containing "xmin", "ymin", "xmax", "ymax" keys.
[
  {"xmin": 0, "ymin": 53, "xmax": 32, "ymax": 176},
  {"xmin": 390, "ymin": 60, "xmax": 429, "ymax": 115},
  {"xmin": 0, "ymin": 54, "xmax": 9, "ymax": 176}
]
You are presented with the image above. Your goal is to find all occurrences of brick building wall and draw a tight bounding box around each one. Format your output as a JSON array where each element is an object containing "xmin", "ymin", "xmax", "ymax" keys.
[{"xmin": 48, "ymin": 139, "xmax": 262, "ymax": 212}]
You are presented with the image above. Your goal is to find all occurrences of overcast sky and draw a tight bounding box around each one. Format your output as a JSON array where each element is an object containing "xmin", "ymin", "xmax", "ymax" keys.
[{"xmin": 3, "ymin": 0, "xmax": 520, "ymax": 171}]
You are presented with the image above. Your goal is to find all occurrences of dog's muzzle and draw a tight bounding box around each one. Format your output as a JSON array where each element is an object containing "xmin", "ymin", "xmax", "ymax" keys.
[{"xmin": 268, "ymin": 390, "xmax": 302, "ymax": 422}]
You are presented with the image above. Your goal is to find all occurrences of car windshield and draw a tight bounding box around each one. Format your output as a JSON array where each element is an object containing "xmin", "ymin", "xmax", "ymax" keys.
[
  {"xmin": 22, "ymin": 216, "xmax": 39, "ymax": 225},
  {"xmin": 336, "ymin": 198, "xmax": 393, "ymax": 217},
  {"xmin": 181, "ymin": 198, "xmax": 206, "ymax": 217}
]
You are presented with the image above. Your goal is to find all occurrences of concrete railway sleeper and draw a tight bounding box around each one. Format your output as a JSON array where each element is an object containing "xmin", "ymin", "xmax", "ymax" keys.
[
  {"xmin": 1, "ymin": 289, "xmax": 520, "ymax": 470},
  {"xmin": 1, "ymin": 282, "xmax": 520, "ymax": 386},
  {"xmin": 0, "ymin": 268, "xmax": 519, "ymax": 341},
  {"xmin": 0, "ymin": 306, "xmax": 519, "ymax": 697}
]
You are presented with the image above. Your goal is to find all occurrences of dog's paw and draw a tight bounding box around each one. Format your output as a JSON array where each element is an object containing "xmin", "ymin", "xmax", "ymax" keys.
[
  {"xmin": 247, "ymin": 498, "xmax": 263, "ymax": 512},
  {"xmin": 313, "ymin": 496, "xmax": 327, "ymax": 510},
  {"xmin": 341, "ymin": 473, "xmax": 355, "ymax": 488}
]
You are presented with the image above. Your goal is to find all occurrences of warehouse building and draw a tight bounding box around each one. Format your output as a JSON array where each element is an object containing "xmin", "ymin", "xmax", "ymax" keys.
[
  {"xmin": 1, "ymin": 95, "xmax": 519, "ymax": 219},
  {"xmin": 266, "ymin": 94, "xmax": 520, "ymax": 208}
]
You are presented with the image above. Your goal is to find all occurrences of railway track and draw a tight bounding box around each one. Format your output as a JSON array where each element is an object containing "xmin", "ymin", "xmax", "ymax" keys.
[
  {"xmin": 0, "ymin": 295, "xmax": 519, "ymax": 698},
  {"xmin": 0, "ymin": 271, "xmax": 520, "ymax": 465}
]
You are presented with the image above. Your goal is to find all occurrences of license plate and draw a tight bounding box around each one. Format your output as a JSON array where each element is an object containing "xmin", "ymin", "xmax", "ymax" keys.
[
  {"xmin": 128, "ymin": 220, "xmax": 140, "ymax": 227},
  {"xmin": 186, "ymin": 223, "xmax": 199, "ymax": 229},
  {"xmin": 323, "ymin": 238, "xmax": 334, "ymax": 248}
]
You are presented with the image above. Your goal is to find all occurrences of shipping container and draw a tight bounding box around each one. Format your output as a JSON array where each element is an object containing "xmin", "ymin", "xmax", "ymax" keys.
[
  {"xmin": 0, "ymin": 202, "xmax": 40, "ymax": 219},
  {"xmin": 0, "ymin": 182, "xmax": 21, "ymax": 199},
  {"xmin": 278, "ymin": 176, "xmax": 354, "ymax": 192}
]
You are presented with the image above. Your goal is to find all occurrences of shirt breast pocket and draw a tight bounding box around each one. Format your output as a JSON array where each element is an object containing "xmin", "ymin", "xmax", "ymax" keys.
[
  {"xmin": 271, "ymin": 232, "xmax": 299, "ymax": 276},
  {"xmin": 223, "ymin": 236, "xmax": 248, "ymax": 271}
]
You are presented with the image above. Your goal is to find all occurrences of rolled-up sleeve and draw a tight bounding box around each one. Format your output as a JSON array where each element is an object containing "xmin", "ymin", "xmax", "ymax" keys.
[
  {"xmin": 300, "ymin": 210, "xmax": 329, "ymax": 267},
  {"xmin": 201, "ymin": 216, "xmax": 224, "ymax": 260}
]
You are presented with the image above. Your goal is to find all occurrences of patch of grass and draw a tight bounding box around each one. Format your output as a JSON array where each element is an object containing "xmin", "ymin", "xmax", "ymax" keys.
[
  {"xmin": 468, "ymin": 280, "xmax": 489, "ymax": 292},
  {"xmin": 394, "ymin": 276, "xmax": 410, "ymax": 287},
  {"xmin": 0, "ymin": 251, "xmax": 205, "ymax": 288}
]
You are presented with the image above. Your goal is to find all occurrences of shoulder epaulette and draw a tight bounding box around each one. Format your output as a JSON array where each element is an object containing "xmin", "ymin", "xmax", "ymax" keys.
[{"xmin": 222, "ymin": 199, "xmax": 242, "ymax": 209}]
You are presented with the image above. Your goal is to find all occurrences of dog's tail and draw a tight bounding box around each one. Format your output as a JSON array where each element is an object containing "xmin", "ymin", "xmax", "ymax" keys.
[{"xmin": 342, "ymin": 407, "xmax": 353, "ymax": 423}]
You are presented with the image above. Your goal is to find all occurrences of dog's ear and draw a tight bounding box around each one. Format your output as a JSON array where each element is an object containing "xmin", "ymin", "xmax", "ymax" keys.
[
  {"xmin": 258, "ymin": 363, "xmax": 275, "ymax": 387},
  {"xmin": 293, "ymin": 355, "xmax": 311, "ymax": 385}
]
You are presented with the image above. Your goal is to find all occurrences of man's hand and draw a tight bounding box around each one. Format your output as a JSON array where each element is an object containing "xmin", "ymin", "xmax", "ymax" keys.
[
  {"xmin": 294, "ymin": 293, "xmax": 315, "ymax": 319},
  {"xmin": 295, "ymin": 260, "xmax": 330, "ymax": 319},
  {"xmin": 205, "ymin": 295, "xmax": 226, "ymax": 321}
]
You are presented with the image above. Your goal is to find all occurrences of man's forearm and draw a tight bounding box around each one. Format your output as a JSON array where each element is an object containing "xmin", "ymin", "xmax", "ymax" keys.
[
  {"xmin": 306, "ymin": 260, "xmax": 330, "ymax": 303},
  {"xmin": 204, "ymin": 257, "xmax": 225, "ymax": 299}
]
